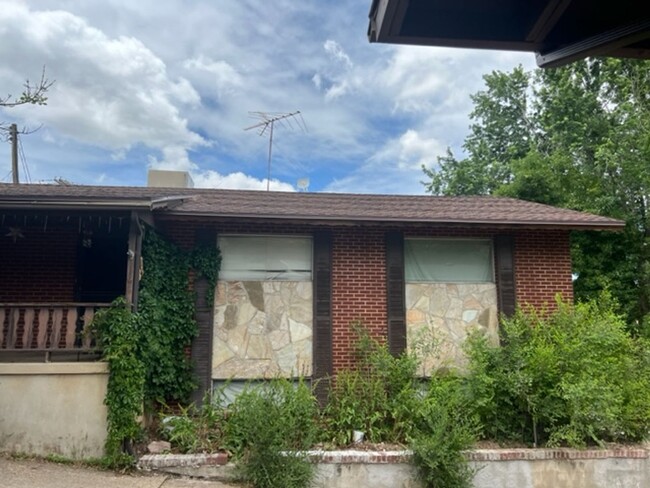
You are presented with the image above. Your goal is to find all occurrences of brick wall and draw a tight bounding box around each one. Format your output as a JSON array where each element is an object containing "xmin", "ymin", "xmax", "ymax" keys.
[
  {"xmin": 0, "ymin": 211, "xmax": 131, "ymax": 304},
  {"xmin": 331, "ymin": 227, "xmax": 387, "ymax": 372},
  {"xmin": 157, "ymin": 218, "xmax": 576, "ymax": 374},
  {"xmin": 0, "ymin": 226, "xmax": 77, "ymax": 302},
  {"xmin": 514, "ymin": 229, "xmax": 574, "ymax": 309}
]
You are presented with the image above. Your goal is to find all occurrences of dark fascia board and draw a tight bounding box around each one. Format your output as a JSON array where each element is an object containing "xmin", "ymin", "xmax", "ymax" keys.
[
  {"xmin": 536, "ymin": 19, "xmax": 650, "ymax": 67},
  {"xmin": 0, "ymin": 198, "xmax": 152, "ymax": 211},
  {"xmin": 161, "ymin": 210, "xmax": 625, "ymax": 231},
  {"xmin": 0, "ymin": 194, "xmax": 189, "ymax": 212}
]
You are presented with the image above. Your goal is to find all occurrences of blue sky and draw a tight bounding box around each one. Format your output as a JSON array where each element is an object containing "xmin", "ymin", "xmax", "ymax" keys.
[{"xmin": 0, "ymin": 1, "xmax": 535, "ymax": 194}]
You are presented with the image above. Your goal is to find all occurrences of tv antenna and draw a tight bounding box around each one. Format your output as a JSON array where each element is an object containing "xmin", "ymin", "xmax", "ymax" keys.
[{"xmin": 244, "ymin": 111, "xmax": 306, "ymax": 191}]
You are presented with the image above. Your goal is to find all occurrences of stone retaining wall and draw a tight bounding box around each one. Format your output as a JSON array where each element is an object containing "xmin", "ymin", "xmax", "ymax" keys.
[{"xmin": 139, "ymin": 448, "xmax": 650, "ymax": 488}]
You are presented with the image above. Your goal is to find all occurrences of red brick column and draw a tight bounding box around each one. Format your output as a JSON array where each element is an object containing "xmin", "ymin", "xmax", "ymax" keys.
[{"xmin": 514, "ymin": 229, "xmax": 574, "ymax": 309}]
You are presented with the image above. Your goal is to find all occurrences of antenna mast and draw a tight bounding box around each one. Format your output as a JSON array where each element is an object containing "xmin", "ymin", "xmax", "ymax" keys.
[{"xmin": 244, "ymin": 111, "xmax": 306, "ymax": 191}]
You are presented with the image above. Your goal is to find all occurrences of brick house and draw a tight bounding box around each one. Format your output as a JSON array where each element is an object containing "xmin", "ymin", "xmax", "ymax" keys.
[{"xmin": 0, "ymin": 183, "xmax": 623, "ymax": 398}]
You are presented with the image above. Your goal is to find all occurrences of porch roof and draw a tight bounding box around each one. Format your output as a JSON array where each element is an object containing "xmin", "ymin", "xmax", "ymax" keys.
[
  {"xmin": 0, "ymin": 183, "xmax": 624, "ymax": 230},
  {"xmin": 368, "ymin": 0, "xmax": 650, "ymax": 68}
]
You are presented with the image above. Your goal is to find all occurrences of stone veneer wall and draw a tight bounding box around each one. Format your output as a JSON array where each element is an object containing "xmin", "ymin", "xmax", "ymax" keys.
[
  {"xmin": 406, "ymin": 283, "xmax": 498, "ymax": 373},
  {"xmin": 212, "ymin": 280, "xmax": 313, "ymax": 379}
]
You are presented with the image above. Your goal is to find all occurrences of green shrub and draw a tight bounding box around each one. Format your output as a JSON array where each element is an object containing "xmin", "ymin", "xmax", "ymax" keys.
[
  {"xmin": 410, "ymin": 373, "xmax": 478, "ymax": 488},
  {"xmin": 410, "ymin": 402, "xmax": 476, "ymax": 488},
  {"xmin": 323, "ymin": 323, "xmax": 419, "ymax": 445},
  {"xmin": 223, "ymin": 379, "xmax": 319, "ymax": 488},
  {"xmin": 159, "ymin": 395, "xmax": 225, "ymax": 453},
  {"xmin": 464, "ymin": 294, "xmax": 650, "ymax": 447}
]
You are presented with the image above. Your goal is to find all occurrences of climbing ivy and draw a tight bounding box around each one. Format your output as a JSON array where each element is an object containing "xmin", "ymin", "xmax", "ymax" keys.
[
  {"xmin": 137, "ymin": 226, "xmax": 221, "ymax": 403},
  {"xmin": 137, "ymin": 229, "xmax": 198, "ymax": 403},
  {"xmin": 190, "ymin": 243, "xmax": 222, "ymax": 304},
  {"xmin": 94, "ymin": 225, "xmax": 221, "ymax": 463},
  {"xmin": 92, "ymin": 297, "xmax": 145, "ymax": 468}
]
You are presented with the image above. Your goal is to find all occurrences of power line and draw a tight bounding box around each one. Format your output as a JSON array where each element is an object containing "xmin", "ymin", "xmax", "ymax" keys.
[{"xmin": 18, "ymin": 136, "xmax": 31, "ymax": 183}]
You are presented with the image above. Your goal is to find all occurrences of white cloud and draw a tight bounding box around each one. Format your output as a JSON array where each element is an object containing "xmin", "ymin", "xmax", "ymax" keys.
[
  {"xmin": 384, "ymin": 130, "xmax": 445, "ymax": 170},
  {"xmin": 312, "ymin": 39, "xmax": 363, "ymax": 101},
  {"xmin": 0, "ymin": 2, "xmax": 204, "ymax": 157},
  {"xmin": 147, "ymin": 145, "xmax": 196, "ymax": 171},
  {"xmin": 0, "ymin": 0, "xmax": 538, "ymax": 194},
  {"xmin": 324, "ymin": 40, "xmax": 353, "ymax": 68},
  {"xmin": 183, "ymin": 55, "xmax": 243, "ymax": 98},
  {"xmin": 192, "ymin": 170, "xmax": 295, "ymax": 192},
  {"xmin": 324, "ymin": 129, "xmax": 444, "ymax": 195}
]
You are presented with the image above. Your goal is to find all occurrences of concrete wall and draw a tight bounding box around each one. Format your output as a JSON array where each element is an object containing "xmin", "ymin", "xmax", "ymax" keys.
[
  {"xmin": 0, "ymin": 362, "xmax": 108, "ymax": 459},
  {"xmin": 309, "ymin": 449, "xmax": 650, "ymax": 488},
  {"xmin": 139, "ymin": 448, "xmax": 650, "ymax": 487}
]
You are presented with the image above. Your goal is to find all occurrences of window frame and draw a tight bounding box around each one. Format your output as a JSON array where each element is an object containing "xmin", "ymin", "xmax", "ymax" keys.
[
  {"xmin": 404, "ymin": 237, "xmax": 495, "ymax": 284},
  {"xmin": 217, "ymin": 234, "xmax": 314, "ymax": 282}
]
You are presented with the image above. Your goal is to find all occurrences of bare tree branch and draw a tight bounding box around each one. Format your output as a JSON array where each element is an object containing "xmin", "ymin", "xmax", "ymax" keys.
[{"xmin": 0, "ymin": 67, "xmax": 54, "ymax": 107}]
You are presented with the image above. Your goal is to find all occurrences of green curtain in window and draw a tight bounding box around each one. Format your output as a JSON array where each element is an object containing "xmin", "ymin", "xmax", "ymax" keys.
[{"xmin": 404, "ymin": 239, "xmax": 493, "ymax": 283}]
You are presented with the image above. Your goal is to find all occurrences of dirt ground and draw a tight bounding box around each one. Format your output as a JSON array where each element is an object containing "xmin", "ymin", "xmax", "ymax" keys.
[{"xmin": 0, "ymin": 454, "xmax": 241, "ymax": 488}]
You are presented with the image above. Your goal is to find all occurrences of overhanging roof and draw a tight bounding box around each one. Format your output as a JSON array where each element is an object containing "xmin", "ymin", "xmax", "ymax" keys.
[
  {"xmin": 368, "ymin": 0, "xmax": 650, "ymax": 67},
  {"xmin": 0, "ymin": 183, "xmax": 624, "ymax": 230}
]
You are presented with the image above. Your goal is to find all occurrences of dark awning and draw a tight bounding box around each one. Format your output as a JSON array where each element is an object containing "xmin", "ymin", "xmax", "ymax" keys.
[{"xmin": 368, "ymin": 0, "xmax": 650, "ymax": 68}]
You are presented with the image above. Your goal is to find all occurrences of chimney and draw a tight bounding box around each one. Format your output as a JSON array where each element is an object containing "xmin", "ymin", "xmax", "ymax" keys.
[{"xmin": 147, "ymin": 169, "xmax": 194, "ymax": 188}]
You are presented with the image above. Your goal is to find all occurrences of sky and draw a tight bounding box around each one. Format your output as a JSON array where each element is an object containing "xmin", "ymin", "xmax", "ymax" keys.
[{"xmin": 0, "ymin": 1, "xmax": 536, "ymax": 194}]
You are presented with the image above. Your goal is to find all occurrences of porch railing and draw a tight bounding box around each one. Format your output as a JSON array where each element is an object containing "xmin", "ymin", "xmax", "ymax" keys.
[{"xmin": 0, "ymin": 303, "xmax": 110, "ymax": 357}]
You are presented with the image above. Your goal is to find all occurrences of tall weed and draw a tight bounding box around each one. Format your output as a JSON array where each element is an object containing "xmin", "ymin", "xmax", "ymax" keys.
[{"xmin": 223, "ymin": 379, "xmax": 319, "ymax": 488}]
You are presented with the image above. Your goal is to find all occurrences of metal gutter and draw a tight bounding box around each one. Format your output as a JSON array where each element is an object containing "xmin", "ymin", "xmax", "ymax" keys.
[
  {"xmin": 0, "ymin": 198, "xmax": 152, "ymax": 210},
  {"xmin": 159, "ymin": 210, "xmax": 625, "ymax": 231}
]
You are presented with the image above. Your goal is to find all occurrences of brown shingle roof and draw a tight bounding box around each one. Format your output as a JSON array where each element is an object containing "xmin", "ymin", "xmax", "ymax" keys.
[{"xmin": 0, "ymin": 183, "xmax": 624, "ymax": 229}]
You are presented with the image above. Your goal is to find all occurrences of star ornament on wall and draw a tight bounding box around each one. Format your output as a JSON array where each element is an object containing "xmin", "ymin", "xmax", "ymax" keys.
[{"xmin": 6, "ymin": 227, "xmax": 25, "ymax": 243}]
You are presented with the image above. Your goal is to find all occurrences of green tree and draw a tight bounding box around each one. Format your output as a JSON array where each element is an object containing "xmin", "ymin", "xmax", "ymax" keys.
[{"xmin": 423, "ymin": 58, "xmax": 650, "ymax": 327}]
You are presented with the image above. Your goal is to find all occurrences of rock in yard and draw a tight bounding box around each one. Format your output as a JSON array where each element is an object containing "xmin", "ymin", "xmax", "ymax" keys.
[{"xmin": 147, "ymin": 440, "xmax": 172, "ymax": 454}]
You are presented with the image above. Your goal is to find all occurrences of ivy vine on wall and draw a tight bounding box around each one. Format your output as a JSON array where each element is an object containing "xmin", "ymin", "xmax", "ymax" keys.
[{"xmin": 93, "ymin": 224, "xmax": 221, "ymax": 465}]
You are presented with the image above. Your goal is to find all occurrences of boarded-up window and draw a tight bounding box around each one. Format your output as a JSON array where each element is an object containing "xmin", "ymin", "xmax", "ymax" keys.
[
  {"xmin": 405, "ymin": 239, "xmax": 494, "ymax": 283},
  {"xmin": 219, "ymin": 236, "xmax": 312, "ymax": 281}
]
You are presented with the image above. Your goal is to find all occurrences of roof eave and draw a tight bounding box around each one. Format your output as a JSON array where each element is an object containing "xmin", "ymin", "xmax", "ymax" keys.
[
  {"xmin": 161, "ymin": 210, "xmax": 624, "ymax": 230},
  {"xmin": 0, "ymin": 198, "xmax": 153, "ymax": 211}
]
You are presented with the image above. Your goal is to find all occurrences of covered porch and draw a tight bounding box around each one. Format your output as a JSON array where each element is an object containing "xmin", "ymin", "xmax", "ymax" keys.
[{"xmin": 0, "ymin": 207, "xmax": 143, "ymax": 362}]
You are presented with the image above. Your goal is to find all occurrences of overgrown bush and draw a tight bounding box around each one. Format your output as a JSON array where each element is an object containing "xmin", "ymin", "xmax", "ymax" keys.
[
  {"xmin": 92, "ymin": 228, "xmax": 221, "ymax": 463},
  {"xmin": 465, "ymin": 294, "xmax": 650, "ymax": 447},
  {"xmin": 408, "ymin": 372, "xmax": 479, "ymax": 488},
  {"xmin": 223, "ymin": 379, "xmax": 319, "ymax": 488},
  {"xmin": 323, "ymin": 324, "xmax": 476, "ymax": 488},
  {"xmin": 159, "ymin": 394, "xmax": 226, "ymax": 453},
  {"xmin": 323, "ymin": 323, "xmax": 420, "ymax": 445},
  {"xmin": 410, "ymin": 400, "xmax": 476, "ymax": 488}
]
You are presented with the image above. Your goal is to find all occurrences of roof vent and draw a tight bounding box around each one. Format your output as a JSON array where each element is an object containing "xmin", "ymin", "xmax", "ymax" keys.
[{"xmin": 147, "ymin": 170, "xmax": 194, "ymax": 188}]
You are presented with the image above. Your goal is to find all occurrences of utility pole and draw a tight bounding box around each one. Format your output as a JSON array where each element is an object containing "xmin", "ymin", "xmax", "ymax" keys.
[{"xmin": 10, "ymin": 123, "xmax": 18, "ymax": 184}]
